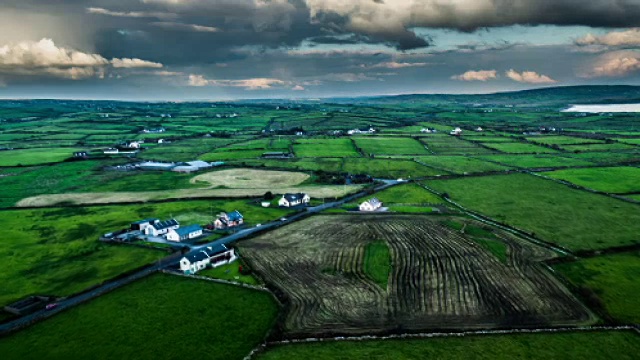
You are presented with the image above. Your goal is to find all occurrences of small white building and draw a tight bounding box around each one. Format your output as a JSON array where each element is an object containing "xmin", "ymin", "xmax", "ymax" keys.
[
  {"xmin": 359, "ymin": 198, "xmax": 382, "ymax": 212},
  {"xmin": 179, "ymin": 244, "xmax": 237, "ymax": 275},
  {"xmin": 450, "ymin": 127, "xmax": 463, "ymax": 136},
  {"xmin": 279, "ymin": 193, "xmax": 310, "ymax": 207},
  {"xmin": 166, "ymin": 224, "xmax": 203, "ymax": 242},
  {"xmin": 144, "ymin": 219, "xmax": 179, "ymax": 237},
  {"xmin": 475, "ymin": 127, "xmax": 483, "ymax": 132}
]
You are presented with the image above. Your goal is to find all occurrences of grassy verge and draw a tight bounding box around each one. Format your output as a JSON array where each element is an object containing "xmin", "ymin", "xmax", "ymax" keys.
[
  {"xmin": 363, "ymin": 240, "xmax": 391, "ymax": 289},
  {"xmin": 199, "ymin": 261, "xmax": 259, "ymax": 285},
  {"xmin": 0, "ymin": 274, "xmax": 279, "ymax": 360}
]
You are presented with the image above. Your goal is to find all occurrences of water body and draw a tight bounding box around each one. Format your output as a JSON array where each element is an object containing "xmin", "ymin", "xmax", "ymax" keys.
[{"xmin": 562, "ymin": 104, "xmax": 640, "ymax": 113}]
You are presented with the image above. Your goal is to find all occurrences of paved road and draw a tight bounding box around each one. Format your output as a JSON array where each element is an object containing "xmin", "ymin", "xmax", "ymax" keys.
[{"xmin": 0, "ymin": 179, "xmax": 403, "ymax": 336}]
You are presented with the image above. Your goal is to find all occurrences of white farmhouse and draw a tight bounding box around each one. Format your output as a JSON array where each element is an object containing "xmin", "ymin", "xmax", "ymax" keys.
[
  {"xmin": 278, "ymin": 193, "xmax": 310, "ymax": 207},
  {"xmin": 178, "ymin": 244, "xmax": 237, "ymax": 275},
  {"xmin": 144, "ymin": 219, "xmax": 179, "ymax": 237},
  {"xmin": 166, "ymin": 224, "xmax": 203, "ymax": 242},
  {"xmin": 450, "ymin": 127, "xmax": 463, "ymax": 136},
  {"xmin": 359, "ymin": 198, "xmax": 382, "ymax": 212}
]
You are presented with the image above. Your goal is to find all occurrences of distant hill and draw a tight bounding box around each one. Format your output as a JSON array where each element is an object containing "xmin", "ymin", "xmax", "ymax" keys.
[{"xmin": 340, "ymin": 85, "xmax": 640, "ymax": 109}]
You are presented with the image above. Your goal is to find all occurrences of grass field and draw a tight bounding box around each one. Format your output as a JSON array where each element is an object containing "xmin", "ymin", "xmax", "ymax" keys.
[
  {"xmin": 483, "ymin": 142, "xmax": 558, "ymax": 154},
  {"xmin": 363, "ymin": 240, "xmax": 391, "ymax": 289},
  {"xmin": 0, "ymin": 274, "xmax": 278, "ymax": 360},
  {"xmin": 0, "ymin": 148, "xmax": 79, "ymax": 166},
  {"xmin": 374, "ymin": 183, "xmax": 444, "ymax": 205},
  {"xmin": 554, "ymin": 251, "xmax": 640, "ymax": 323},
  {"xmin": 561, "ymin": 143, "xmax": 637, "ymax": 152},
  {"xmin": 416, "ymin": 155, "xmax": 511, "ymax": 174},
  {"xmin": 0, "ymin": 199, "xmax": 288, "ymax": 306},
  {"xmin": 526, "ymin": 136, "xmax": 605, "ymax": 145},
  {"xmin": 427, "ymin": 173, "xmax": 640, "ymax": 251},
  {"xmin": 191, "ymin": 168, "xmax": 310, "ymax": 188},
  {"xmin": 257, "ymin": 331, "xmax": 640, "ymax": 360},
  {"xmin": 199, "ymin": 261, "xmax": 259, "ymax": 285},
  {"xmin": 342, "ymin": 158, "xmax": 444, "ymax": 178},
  {"xmin": 477, "ymin": 154, "xmax": 594, "ymax": 168},
  {"xmin": 542, "ymin": 167, "xmax": 640, "ymax": 194},
  {"xmin": 293, "ymin": 138, "xmax": 361, "ymax": 157},
  {"xmin": 355, "ymin": 137, "xmax": 429, "ymax": 156}
]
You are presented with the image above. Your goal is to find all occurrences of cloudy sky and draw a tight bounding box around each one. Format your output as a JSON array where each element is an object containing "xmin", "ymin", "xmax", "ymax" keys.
[{"xmin": 1, "ymin": 0, "xmax": 640, "ymax": 100}]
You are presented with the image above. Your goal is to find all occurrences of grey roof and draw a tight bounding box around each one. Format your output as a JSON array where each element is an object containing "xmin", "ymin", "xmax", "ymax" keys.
[
  {"xmin": 152, "ymin": 219, "xmax": 179, "ymax": 230},
  {"xmin": 174, "ymin": 224, "xmax": 202, "ymax": 237},
  {"xmin": 283, "ymin": 193, "xmax": 307, "ymax": 202},
  {"xmin": 364, "ymin": 198, "xmax": 382, "ymax": 206},
  {"xmin": 182, "ymin": 244, "xmax": 229, "ymax": 263}
]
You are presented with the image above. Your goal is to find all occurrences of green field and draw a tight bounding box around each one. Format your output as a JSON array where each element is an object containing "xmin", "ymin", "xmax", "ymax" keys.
[
  {"xmin": 363, "ymin": 240, "xmax": 391, "ymax": 289},
  {"xmin": 199, "ymin": 261, "xmax": 259, "ymax": 285},
  {"xmin": 374, "ymin": 183, "xmax": 444, "ymax": 205},
  {"xmin": 416, "ymin": 155, "xmax": 511, "ymax": 174},
  {"xmin": 483, "ymin": 142, "xmax": 558, "ymax": 154},
  {"xmin": 0, "ymin": 274, "xmax": 279, "ymax": 359},
  {"xmin": 526, "ymin": 135, "xmax": 604, "ymax": 146},
  {"xmin": 427, "ymin": 173, "xmax": 640, "ymax": 251},
  {"xmin": 542, "ymin": 167, "xmax": 640, "ymax": 194},
  {"xmin": 355, "ymin": 137, "xmax": 429, "ymax": 156},
  {"xmin": 554, "ymin": 252, "xmax": 640, "ymax": 323},
  {"xmin": 294, "ymin": 138, "xmax": 360, "ymax": 157},
  {"xmin": 342, "ymin": 158, "xmax": 444, "ymax": 178},
  {"xmin": 0, "ymin": 148, "xmax": 80, "ymax": 166},
  {"xmin": 0, "ymin": 199, "xmax": 288, "ymax": 306},
  {"xmin": 257, "ymin": 331, "xmax": 640, "ymax": 360},
  {"xmin": 477, "ymin": 154, "xmax": 594, "ymax": 168}
]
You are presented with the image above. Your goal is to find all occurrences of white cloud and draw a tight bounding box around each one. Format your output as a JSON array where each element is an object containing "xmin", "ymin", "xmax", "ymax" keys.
[
  {"xmin": 576, "ymin": 28, "xmax": 640, "ymax": 47},
  {"xmin": 86, "ymin": 7, "xmax": 177, "ymax": 20},
  {"xmin": 505, "ymin": 69, "xmax": 556, "ymax": 84},
  {"xmin": 451, "ymin": 70, "xmax": 497, "ymax": 81},
  {"xmin": 152, "ymin": 22, "xmax": 220, "ymax": 33},
  {"xmin": 585, "ymin": 51, "xmax": 640, "ymax": 77},
  {"xmin": 154, "ymin": 70, "xmax": 184, "ymax": 76},
  {"xmin": 368, "ymin": 61, "xmax": 428, "ymax": 69},
  {"xmin": 188, "ymin": 74, "xmax": 286, "ymax": 89},
  {"xmin": 292, "ymin": 85, "xmax": 305, "ymax": 91},
  {"xmin": 0, "ymin": 38, "xmax": 162, "ymax": 81},
  {"xmin": 111, "ymin": 58, "xmax": 163, "ymax": 68}
]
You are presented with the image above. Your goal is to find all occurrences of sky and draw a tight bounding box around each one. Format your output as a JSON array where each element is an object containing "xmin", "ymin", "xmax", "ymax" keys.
[{"xmin": 1, "ymin": 0, "xmax": 640, "ymax": 100}]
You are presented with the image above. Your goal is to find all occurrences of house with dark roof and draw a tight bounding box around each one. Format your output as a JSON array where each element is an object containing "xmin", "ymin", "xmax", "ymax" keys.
[
  {"xmin": 213, "ymin": 210, "xmax": 244, "ymax": 229},
  {"xmin": 144, "ymin": 219, "xmax": 179, "ymax": 237},
  {"xmin": 278, "ymin": 193, "xmax": 310, "ymax": 207},
  {"xmin": 130, "ymin": 218, "xmax": 160, "ymax": 232},
  {"xmin": 166, "ymin": 224, "xmax": 203, "ymax": 242},
  {"xmin": 359, "ymin": 198, "xmax": 382, "ymax": 212},
  {"xmin": 178, "ymin": 244, "xmax": 237, "ymax": 274}
]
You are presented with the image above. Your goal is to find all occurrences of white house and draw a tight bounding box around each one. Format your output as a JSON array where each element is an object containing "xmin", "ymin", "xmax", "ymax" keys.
[
  {"xmin": 450, "ymin": 127, "xmax": 463, "ymax": 136},
  {"xmin": 475, "ymin": 127, "xmax": 483, "ymax": 132},
  {"xmin": 103, "ymin": 148, "xmax": 119, "ymax": 154},
  {"xmin": 144, "ymin": 219, "xmax": 179, "ymax": 237},
  {"xmin": 279, "ymin": 193, "xmax": 310, "ymax": 207},
  {"xmin": 179, "ymin": 244, "xmax": 237, "ymax": 275},
  {"xmin": 166, "ymin": 224, "xmax": 203, "ymax": 242},
  {"xmin": 359, "ymin": 198, "xmax": 382, "ymax": 212}
]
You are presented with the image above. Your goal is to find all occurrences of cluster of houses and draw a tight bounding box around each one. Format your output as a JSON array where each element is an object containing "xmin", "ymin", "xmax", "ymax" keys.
[
  {"xmin": 347, "ymin": 127, "xmax": 376, "ymax": 135},
  {"xmin": 131, "ymin": 218, "xmax": 204, "ymax": 242},
  {"xmin": 278, "ymin": 193, "xmax": 310, "ymax": 207},
  {"xmin": 420, "ymin": 127, "xmax": 438, "ymax": 134}
]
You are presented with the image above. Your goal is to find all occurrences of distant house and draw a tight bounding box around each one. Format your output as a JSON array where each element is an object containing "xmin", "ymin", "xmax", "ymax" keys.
[
  {"xmin": 359, "ymin": 198, "xmax": 382, "ymax": 212},
  {"xmin": 142, "ymin": 127, "xmax": 166, "ymax": 133},
  {"xmin": 279, "ymin": 193, "xmax": 310, "ymax": 207},
  {"xmin": 73, "ymin": 151, "xmax": 89, "ymax": 159},
  {"xmin": 261, "ymin": 201, "xmax": 271, "ymax": 208},
  {"xmin": 420, "ymin": 128, "xmax": 436, "ymax": 134},
  {"xmin": 144, "ymin": 219, "xmax": 180, "ymax": 237},
  {"xmin": 179, "ymin": 244, "xmax": 236, "ymax": 275},
  {"xmin": 214, "ymin": 210, "xmax": 244, "ymax": 229},
  {"xmin": 450, "ymin": 127, "xmax": 463, "ymax": 136},
  {"xmin": 348, "ymin": 127, "xmax": 376, "ymax": 135},
  {"xmin": 166, "ymin": 224, "xmax": 203, "ymax": 242},
  {"xmin": 475, "ymin": 127, "xmax": 483, "ymax": 132},
  {"xmin": 103, "ymin": 148, "xmax": 119, "ymax": 154},
  {"xmin": 138, "ymin": 161, "xmax": 176, "ymax": 171}
]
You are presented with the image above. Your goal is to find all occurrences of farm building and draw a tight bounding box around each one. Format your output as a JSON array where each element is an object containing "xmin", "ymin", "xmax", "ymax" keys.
[
  {"xmin": 279, "ymin": 193, "xmax": 310, "ymax": 207},
  {"xmin": 138, "ymin": 161, "xmax": 176, "ymax": 171},
  {"xmin": 166, "ymin": 224, "xmax": 203, "ymax": 242},
  {"xmin": 450, "ymin": 127, "xmax": 463, "ymax": 136},
  {"xmin": 172, "ymin": 160, "xmax": 213, "ymax": 173},
  {"xmin": 214, "ymin": 211, "xmax": 244, "ymax": 229},
  {"xmin": 178, "ymin": 244, "xmax": 237, "ymax": 274},
  {"xmin": 144, "ymin": 219, "xmax": 180, "ymax": 236},
  {"xmin": 130, "ymin": 218, "xmax": 160, "ymax": 232},
  {"xmin": 359, "ymin": 198, "xmax": 382, "ymax": 212},
  {"xmin": 103, "ymin": 148, "xmax": 119, "ymax": 154},
  {"xmin": 347, "ymin": 127, "xmax": 376, "ymax": 135}
]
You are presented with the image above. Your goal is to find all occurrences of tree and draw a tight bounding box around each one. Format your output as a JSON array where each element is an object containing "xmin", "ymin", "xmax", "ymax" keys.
[{"xmin": 264, "ymin": 191, "xmax": 274, "ymax": 200}]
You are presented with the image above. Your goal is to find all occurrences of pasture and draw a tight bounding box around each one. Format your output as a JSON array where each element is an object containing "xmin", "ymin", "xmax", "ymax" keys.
[
  {"xmin": 554, "ymin": 251, "xmax": 640, "ymax": 323},
  {"xmin": 354, "ymin": 137, "xmax": 429, "ymax": 156},
  {"xmin": 191, "ymin": 168, "xmax": 310, "ymax": 188},
  {"xmin": 482, "ymin": 142, "xmax": 558, "ymax": 154},
  {"xmin": 257, "ymin": 330, "xmax": 640, "ymax": 360},
  {"xmin": 426, "ymin": 173, "xmax": 640, "ymax": 251},
  {"xmin": 542, "ymin": 167, "xmax": 640, "ymax": 194},
  {"xmin": 0, "ymin": 148, "xmax": 79, "ymax": 166},
  {"xmin": 240, "ymin": 215, "xmax": 590, "ymax": 337},
  {"xmin": 293, "ymin": 138, "xmax": 361, "ymax": 157},
  {"xmin": 0, "ymin": 274, "xmax": 278, "ymax": 360}
]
